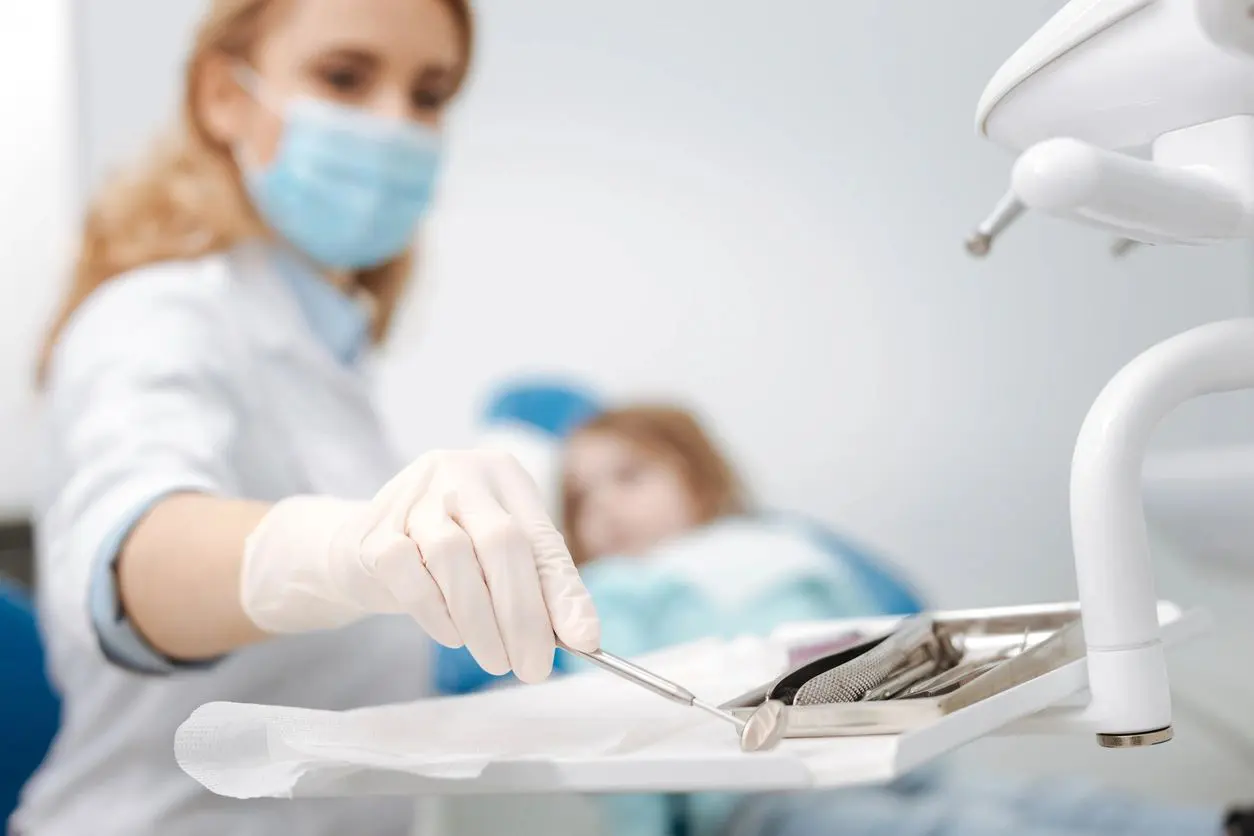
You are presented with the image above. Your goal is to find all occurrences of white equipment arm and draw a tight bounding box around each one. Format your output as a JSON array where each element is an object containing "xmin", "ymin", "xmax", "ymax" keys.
[
  {"xmin": 969, "ymin": 0, "xmax": 1254, "ymax": 749},
  {"xmin": 970, "ymin": 0, "xmax": 1254, "ymax": 253}
]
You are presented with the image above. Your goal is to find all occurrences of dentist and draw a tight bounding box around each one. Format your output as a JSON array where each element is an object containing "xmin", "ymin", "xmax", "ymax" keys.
[{"xmin": 15, "ymin": 0, "xmax": 599, "ymax": 834}]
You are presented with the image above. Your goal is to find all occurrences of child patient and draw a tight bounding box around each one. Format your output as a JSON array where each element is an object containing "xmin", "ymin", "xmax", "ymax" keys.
[
  {"xmin": 560, "ymin": 404, "xmax": 1246, "ymax": 836},
  {"xmin": 562, "ymin": 405, "xmax": 890, "ymax": 657}
]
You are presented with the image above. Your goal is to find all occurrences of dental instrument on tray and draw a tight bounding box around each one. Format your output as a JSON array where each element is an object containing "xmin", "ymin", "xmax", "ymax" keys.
[
  {"xmin": 966, "ymin": 0, "xmax": 1254, "ymax": 748},
  {"xmin": 792, "ymin": 616, "xmax": 955, "ymax": 705},
  {"xmin": 564, "ymin": 611, "xmax": 1082, "ymax": 752},
  {"xmin": 558, "ymin": 643, "xmax": 789, "ymax": 752},
  {"xmin": 719, "ymin": 607, "xmax": 1090, "ymax": 741}
]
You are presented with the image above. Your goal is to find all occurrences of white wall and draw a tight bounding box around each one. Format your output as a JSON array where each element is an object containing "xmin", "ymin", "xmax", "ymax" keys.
[
  {"xmin": 66, "ymin": 0, "xmax": 1254, "ymax": 816},
  {"xmin": 0, "ymin": 0, "xmax": 79, "ymax": 518}
]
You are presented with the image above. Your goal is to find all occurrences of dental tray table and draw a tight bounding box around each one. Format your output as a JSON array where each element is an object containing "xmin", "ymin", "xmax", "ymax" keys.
[{"xmin": 175, "ymin": 601, "xmax": 1204, "ymax": 800}]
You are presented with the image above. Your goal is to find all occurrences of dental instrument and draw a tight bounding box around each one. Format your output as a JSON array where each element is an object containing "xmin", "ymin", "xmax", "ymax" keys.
[
  {"xmin": 964, "ymin": 191, "xmax": 1026, "ymax": 256},
  {"xmin": 792, "ymin": 617, "xmax": 955, "ymax": 705},
  {"xmin": 559, "ymin": 643, "xmax": 788, "ymax": 752},
  {"xmin": 971, "ymin": 0, "xmax": 1254, "ymax": 748},
  {"xmin": 719, "ymin": 605, "xmax": 1100, "ymax": 740}
]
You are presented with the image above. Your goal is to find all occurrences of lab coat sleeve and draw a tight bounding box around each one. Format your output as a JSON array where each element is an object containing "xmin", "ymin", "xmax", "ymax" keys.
[{"xmin": 40, "ymin": 267, "xmax": 242, "ymax": 676}]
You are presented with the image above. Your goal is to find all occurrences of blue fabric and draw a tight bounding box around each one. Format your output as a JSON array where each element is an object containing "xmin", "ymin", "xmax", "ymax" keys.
[
  {"xmin": 599, "ymin": 793, "xmax": 679, "ymax": 836},
  {"xmin": 433, "ymin": 645, "xmax": 573, "ymax": 695},
  {"xmin": 736, "ymin": 771, "xmax": 1223, "ymax": 836},
  {"xmin": 483, "ymin": 381, "xmax": 603, "ymax": 438},
  {"xmin": 89, "ymin": 495, "xmax": 224, "ymax": 676},
  {"xmin": 578, "ymin": 557, "xmax": 882, "ymax": 664},
  {"xmin": 0, "ymin": 580, "xmax": 61, "ymax": 825},
  {"xmin": 242, "ymin": 95, "xmax": 441, "ymax": 271},
  {"xmin": 774, "ymin": 513, "xmax": 924, "ymax": 616},
  {"xmin": 433, "ymin": 644, "xmax": 505, "ymax": 695},
  {"xmin": 271, "ymin": 247, "xmax": 371, "ymax": 365}
]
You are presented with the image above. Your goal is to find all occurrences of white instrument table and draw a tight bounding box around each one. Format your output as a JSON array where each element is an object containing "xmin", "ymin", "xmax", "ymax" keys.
[{"xmin": 179, "ymin": 602, "xmax": 1205, "ymax": 802}]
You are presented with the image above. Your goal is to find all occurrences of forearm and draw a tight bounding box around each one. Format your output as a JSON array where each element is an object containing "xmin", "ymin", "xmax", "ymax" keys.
[
  {"xmin": 117, "ymin": 493, "xmax": 272, "ymax": 661},
  {"xmin": 108, "ymin": 449, "xmax": 600, "ymax": 681}
]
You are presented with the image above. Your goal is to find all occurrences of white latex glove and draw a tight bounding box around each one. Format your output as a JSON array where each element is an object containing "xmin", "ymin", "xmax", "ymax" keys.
[{"xmin": 240, "ymin": 449, "xmax": 600, "ymax": 683}]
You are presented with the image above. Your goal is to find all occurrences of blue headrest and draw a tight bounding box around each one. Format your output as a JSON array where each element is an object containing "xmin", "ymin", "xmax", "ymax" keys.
[
  {"xmin": 482, "ymin": 380, "xmax": 603, "ymax": 438},
  {"xmin": 0, "ymin": 580, "xmax": 61, "ymax": 824}
]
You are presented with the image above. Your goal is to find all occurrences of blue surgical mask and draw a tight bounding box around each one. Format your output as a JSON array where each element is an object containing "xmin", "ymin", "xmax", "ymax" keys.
[{"xmin": 235, "ymin": 69, "xmax": 442, "ymax": 270}]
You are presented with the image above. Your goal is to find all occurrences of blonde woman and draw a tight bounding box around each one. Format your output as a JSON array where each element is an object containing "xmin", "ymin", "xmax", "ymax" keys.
[{"xmin": 16, "ymin": 1, "xmax": 599, "ymax": 833}]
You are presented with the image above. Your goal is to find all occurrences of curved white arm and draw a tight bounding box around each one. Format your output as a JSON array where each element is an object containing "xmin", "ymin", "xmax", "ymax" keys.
[
  {"xmin": 1012, "ymin": 138, "xmax": 1249, "ymax": 243},
  {"xmin": 968, "ymin": 117, "xmax": 1254, "ymax": 254},
  {"xmin": 1071, "ymin": 319, "xmax": 1254, "ymax": 743}
]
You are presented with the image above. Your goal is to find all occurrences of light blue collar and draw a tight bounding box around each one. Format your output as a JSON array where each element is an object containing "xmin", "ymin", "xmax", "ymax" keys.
[{"xmin": 269, "ymin": 246, "xmax": 371, "ymax": 365}]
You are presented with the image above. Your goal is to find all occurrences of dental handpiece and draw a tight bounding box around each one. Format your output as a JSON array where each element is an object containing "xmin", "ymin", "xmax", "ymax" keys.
[
  {"xmin": 965, "ymin": 190, "xmax": 1026, "ymax": 257},
  {"xmin": 557, "ymin": 643, "xmax": 787, "ymax": 752}
]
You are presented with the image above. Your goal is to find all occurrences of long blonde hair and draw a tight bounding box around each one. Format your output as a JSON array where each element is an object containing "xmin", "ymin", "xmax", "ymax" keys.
[{"xmin": 37, "ymin": 0, "xmax": 474, "ymax": 382}]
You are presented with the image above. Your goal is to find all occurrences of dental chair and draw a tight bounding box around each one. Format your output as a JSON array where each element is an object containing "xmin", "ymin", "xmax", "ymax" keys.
[
  {"xmin": 0, "ymin": 578, "xmax": 60, "ymax": 826},
  {"xmin": 433, "ymin": 380, "xmax": 924, "ymax": 697}
]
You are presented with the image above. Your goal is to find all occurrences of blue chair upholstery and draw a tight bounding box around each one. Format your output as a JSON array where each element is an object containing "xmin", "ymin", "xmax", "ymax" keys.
[
  {"xmin": 482, "ymin": 380, "xmax": 603, "ymax": 439},
  {"xmin": 433, "ymin": 645, "xmax": 570, "ymax": 696},
  {"xmin": 0, "ymin": 580, "xmax": 60, "ymax": 825}
]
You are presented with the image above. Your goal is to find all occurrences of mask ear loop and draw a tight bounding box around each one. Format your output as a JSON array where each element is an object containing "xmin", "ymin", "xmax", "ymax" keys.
[
  {"xmin": 230, "ymin": 65, "xmax": 286, "ymax": 170},
  {"xmin": 232, "ymin": 65, "xmax": 271, "ymax": 107}
]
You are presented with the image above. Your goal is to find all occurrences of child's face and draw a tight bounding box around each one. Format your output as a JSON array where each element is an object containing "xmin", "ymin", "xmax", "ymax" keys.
[
  {"xmin": 202, "ymin": 0, "xmax": 465, "ymax": 167},
  {"xmin": 565, "ymin": 432, "xmax": 700, "ymax": 561}
]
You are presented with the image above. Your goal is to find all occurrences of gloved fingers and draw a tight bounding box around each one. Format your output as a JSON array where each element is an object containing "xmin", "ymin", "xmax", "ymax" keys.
[
  {"xmin": 408, "ymin": 502, "xmax": 511, "ymax": 676},
  {"xmin": 370, "ymin": 452, "xmax": 440, "ymax": 521},
  {"xmin": 446, "ymin": 479, "xmax": 555, "ymax": 684},
  {"xmin": 477, "ymin": 448, "xmax": 552, "ymax": 521},
  {"xmin": 329, "ymin": 527, "xmax": 408, "ymax": 615},
  {"xmin": 483, "ymin": 451, "xmax": 601, "ymax": 652},
  {"xmin": 361, "ymin": 528, "xmax": 462, "ymax": 649},
  {"xmin": 532, "ymin": 524, "xmax": 601, "ymax": 652}
]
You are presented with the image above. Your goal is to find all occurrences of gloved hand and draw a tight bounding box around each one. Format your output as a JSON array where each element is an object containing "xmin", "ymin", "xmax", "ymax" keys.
[{"xmin": 239, "ymin": 449, "xmax": 600, "ymax": 683}]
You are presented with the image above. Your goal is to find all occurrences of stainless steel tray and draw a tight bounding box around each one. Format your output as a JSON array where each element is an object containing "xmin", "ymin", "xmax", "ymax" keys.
[{"xmin": 722, "ymin": 604, "xmax": 1086, "ymax": 738}]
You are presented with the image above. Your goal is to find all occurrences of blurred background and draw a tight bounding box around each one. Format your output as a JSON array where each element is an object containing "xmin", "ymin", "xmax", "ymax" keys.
[{"xmin": 6, "ymin": 0, "xmax": 1254, "ymax": 830}]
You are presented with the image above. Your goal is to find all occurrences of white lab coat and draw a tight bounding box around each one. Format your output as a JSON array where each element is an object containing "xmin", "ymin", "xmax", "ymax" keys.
[{"xmin": 14, "ymin": 243, "xmax": 431, "ymax": 836}]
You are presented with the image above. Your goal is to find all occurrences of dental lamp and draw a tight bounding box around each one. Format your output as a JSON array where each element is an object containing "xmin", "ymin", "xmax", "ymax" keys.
[{"xmin": 971, "ymin": 0, "xmax": 1254, "ymax": 749}]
